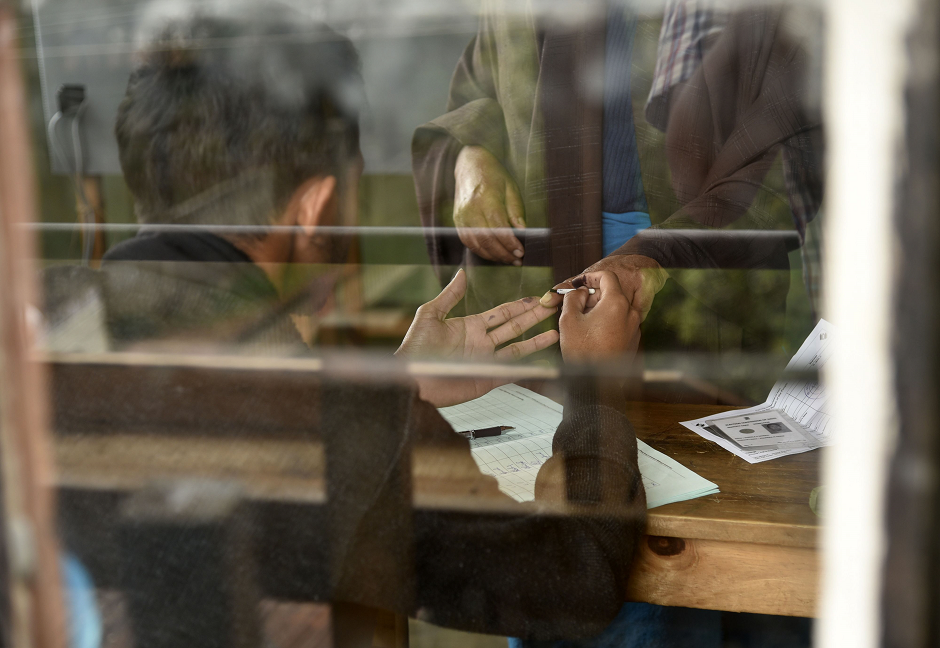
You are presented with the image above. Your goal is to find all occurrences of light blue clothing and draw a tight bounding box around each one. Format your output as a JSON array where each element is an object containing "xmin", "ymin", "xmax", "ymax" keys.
[
  {"xmin": 601, "ymin": 5, "xmax": 650, "ymax": 258},
  {"xmin": 602, "ymin": 211, "xmax": 652, "ymax": 256},
  {"xmin": 62, "ymin": 554, "xmax": 102, "ymax": 648},
  {"xmin": 508, "ymin": 603, "xmax": 721, "ymax": 648}
]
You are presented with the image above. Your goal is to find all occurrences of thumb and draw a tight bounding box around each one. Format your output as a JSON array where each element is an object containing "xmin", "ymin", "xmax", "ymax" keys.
[
  {"xmin": 427, "ymin": 268, "xmax": 467, "ymax": 317},
  {"xmin": 560, "ymin": 287, "xmax": 590, "ymax": 319}
]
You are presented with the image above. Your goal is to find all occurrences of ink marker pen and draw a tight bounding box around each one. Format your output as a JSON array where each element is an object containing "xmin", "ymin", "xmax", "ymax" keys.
[
  {"xmin": 457, "ymin": 425, "xmax": 514, "ymax": 440},
  {"xmin": 550, "ymin": 288, "xmax": 595, "ymax": 295}
]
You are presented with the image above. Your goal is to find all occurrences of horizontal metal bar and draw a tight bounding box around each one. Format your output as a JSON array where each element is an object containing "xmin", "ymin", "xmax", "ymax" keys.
[
  {"xmin": 38, "ymin": 349, "xmax": 820, "ymax": 384},
  {"xmin": 23, "ymin": 222, "xmax": 802, "ymax": 244},
  {"xmin": 23, "ymin": 222, "xmax": 544, "ymax": 238}
]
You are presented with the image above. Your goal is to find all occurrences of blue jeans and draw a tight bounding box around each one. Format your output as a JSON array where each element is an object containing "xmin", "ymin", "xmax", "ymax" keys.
[{"xmin": 508, "ymin": 602, "xmax": 722, "ymax": 648}]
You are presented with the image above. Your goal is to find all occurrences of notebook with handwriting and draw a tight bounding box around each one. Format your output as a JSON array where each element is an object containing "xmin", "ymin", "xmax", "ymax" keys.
[{"xmin": 438, "ymin": 384, "xmax": 719, "ymax": 507}]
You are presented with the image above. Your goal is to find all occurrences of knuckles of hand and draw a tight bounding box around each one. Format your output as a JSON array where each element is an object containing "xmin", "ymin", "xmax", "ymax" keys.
[
  {"xmin": 455, "ymin": 202, "xmax": 505, "ymax": 229},
  {"xmin": 606, "ymin": 298, "xmax": 631, "ymax": 318},
  {"xmin": 415, "ymin": 304, "xmax": 432, "ymax": 317}
]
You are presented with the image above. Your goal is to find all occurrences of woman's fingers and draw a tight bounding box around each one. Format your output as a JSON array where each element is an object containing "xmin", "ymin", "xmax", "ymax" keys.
[
  {"xmin": 478, "ymin": 295, "xmax": 544, "ymax": 328},
  {"xmin": 474, "ymin": 227, "xmax": 520, "ymax": 264},
  {"xmin": 487, "ymin": 226, "xmax": 524, "ymax": 266},
  {"xmin": 487, "ymin": 303, "xmax": 557, "ymax": 346},
  {"xmin": 456, "ymin": 209, "xmax": 517, "ymax": 264},
  {"xmin": 494, "ymin": 329, "xmax": 559, "ymax": 361}
]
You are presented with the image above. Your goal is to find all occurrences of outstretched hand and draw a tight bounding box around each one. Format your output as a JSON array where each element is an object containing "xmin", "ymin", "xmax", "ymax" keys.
[{"xmin": 396, "ymin": 269, "xmax": 559, "ymax": 406}]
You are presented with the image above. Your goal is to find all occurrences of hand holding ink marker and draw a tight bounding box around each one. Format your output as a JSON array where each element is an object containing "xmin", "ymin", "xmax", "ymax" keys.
[
  {"xmin": 558, "ymin": 270, "xmax": 641, "ymax": 361},
  {"xmin": 457, "ymin": 425, "xmax": 514, "ymax": 440},
  {"xmin": 541, "ymin": 274, "xmax": 598, "ymax": 306}
]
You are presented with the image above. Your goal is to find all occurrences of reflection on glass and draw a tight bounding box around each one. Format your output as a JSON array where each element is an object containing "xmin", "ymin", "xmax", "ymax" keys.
[{"xmin": 21, "ymin": 0, "xmax": 822, "ymax": 645}]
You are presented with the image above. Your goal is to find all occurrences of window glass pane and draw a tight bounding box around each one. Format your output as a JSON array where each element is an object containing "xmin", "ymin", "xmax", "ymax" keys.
[{"xmin": 7, "ymin": 0, "xmax": 834, "ymax": 644}]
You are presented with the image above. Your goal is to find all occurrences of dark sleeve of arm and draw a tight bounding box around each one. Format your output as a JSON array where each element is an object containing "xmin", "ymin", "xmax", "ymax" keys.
[
  {"xmin": 619, "ymin": 8, "xmax": 815, "ymax": 272},
  {"xmin": 411, "ymin": 387, "xmax": 645, "ymax": 640},
  {"xmin": 614, "ymin": 154, "xmax": 790, "ymax": 272}
]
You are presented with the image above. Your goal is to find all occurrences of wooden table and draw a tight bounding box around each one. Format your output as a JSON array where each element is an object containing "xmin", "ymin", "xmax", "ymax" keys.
[
  {"xmin": 53, "ymin": 391, "xmax": 820, "ymax": 619},
  {"xmin": 624, "ymin": 401, "xmax": 821, "ymax": 617}
]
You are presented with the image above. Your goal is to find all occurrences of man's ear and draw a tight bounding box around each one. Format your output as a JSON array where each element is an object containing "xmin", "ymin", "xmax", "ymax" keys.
[{"xmin": 294, "ymin": 175, "xmax": 338, "ymax": 234}]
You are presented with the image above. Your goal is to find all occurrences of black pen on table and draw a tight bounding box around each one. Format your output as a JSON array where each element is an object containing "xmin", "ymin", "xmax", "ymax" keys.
[{"xmin": 457, "ymin": 425, "xmax": 514, "ymax": 440}]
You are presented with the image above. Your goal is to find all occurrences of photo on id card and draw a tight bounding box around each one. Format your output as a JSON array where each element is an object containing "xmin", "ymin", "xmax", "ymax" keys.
[{"xmin": 704, "ymin": 410, "xmax": 813, "ymax": 449}]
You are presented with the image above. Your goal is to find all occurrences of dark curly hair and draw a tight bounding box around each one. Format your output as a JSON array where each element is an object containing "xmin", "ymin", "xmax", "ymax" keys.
[{"xmin": 115, "ymin": 8, "xmax": 363, "ymax": 226}]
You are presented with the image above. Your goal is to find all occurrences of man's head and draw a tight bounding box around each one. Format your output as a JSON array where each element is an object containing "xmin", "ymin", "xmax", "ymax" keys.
[{"xmin": 116, "ymin": 5, "xmax": 364, "ymax": 264}]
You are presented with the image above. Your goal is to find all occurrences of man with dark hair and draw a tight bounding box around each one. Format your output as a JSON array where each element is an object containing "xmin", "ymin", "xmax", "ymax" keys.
[
  {"xmin": 89, "ymin": 6, "xmax": 648, "ymax": 640},
  {"xmin": 116, "ymin": 16, "xmax": 362, "ymax": 230},
  {"xmin": 102, "ymin": 13, "xmax": 366, "ymax": 347}
]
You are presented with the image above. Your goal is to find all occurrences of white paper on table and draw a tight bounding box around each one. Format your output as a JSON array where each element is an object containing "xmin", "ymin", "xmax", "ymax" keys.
[
  {"xmin": 766, "ymin": 319, "xmax": 834, "ymax": 442},
  {"xmin": 438, "ymin": 384, "xmax": 718, "ymax": 506},
  {"xmin": 680, "ymin": 319, "xmax": 835, "ymax": 463},
  {"xmin": 708, "ymin": 410, "xmax": 813, "ymax": 448}
]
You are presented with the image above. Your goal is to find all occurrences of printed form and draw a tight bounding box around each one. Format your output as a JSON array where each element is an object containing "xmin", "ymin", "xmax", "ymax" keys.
[
  {"xmin": 680, "ymin": 319, "xmax": 835, "ymax": 463},
  {"xmin": 439, "ymin": 384, "xmax": 718, "ymax": 506}
]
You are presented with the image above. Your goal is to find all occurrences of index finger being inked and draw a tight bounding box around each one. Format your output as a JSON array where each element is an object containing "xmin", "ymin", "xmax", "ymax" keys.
[{"xmin": 539, "ymin": 278, "xmax": 577, "ymax": 307}]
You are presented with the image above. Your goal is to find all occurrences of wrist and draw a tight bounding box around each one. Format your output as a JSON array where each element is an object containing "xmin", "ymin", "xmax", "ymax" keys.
[
  {"xmin": 564, "ymin": 374, "xmax": 628, "ymax": 414},
  {"xmin": 456, "ymin": 144, "xmax": 487, "ymax": 162},
  {"xmin": 454, "ymin": 145, "xmax": 494, "ymax": 182},
  {"xmin": 606, "ymin": 253, "xmax": 662, "ymax": 273}
]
